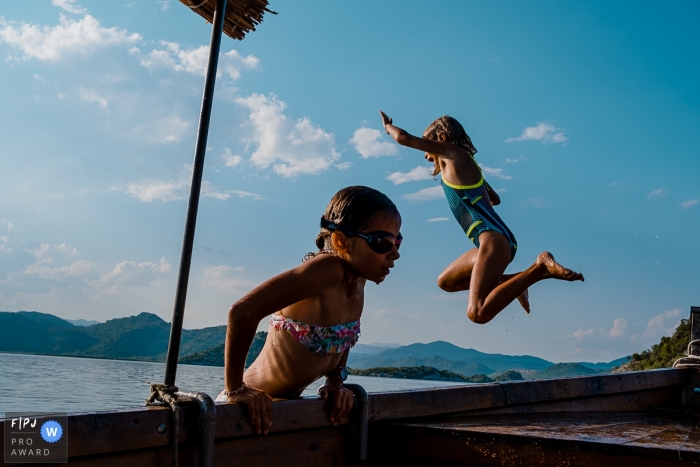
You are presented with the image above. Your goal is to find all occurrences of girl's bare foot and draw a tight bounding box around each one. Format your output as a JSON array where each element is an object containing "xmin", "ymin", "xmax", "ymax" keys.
[
  {"xmin": 517, "ymin": 289, "xmax": 530, "ymax": 314},
  {"xmin": 537, "ymin": 252, "xmax": 584, "ymax": 281}
]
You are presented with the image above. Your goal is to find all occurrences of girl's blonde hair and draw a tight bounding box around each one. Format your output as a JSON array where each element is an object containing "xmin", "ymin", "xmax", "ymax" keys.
[
  {"xmin": 423, "ymin": 115, "xmax": 477, "ymax": 176},
  {"xmin": 303, "ymin": 186, "xmax": 399, "ymax": 262}
]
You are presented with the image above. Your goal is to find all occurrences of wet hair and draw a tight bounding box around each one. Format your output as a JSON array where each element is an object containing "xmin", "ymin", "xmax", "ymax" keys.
[
  {"xmin": 303, "ymin": 186, "xmax": 400, "ymax": 262},
  {"xmin": 422, "ymin": 115, "xmax": 477, "ymax": 176}
]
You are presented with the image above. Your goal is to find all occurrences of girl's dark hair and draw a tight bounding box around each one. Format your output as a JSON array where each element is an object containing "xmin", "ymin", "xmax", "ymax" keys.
[
  {"xmin": 304, "ymin": 186, "xmax": 400, "ymax": 262},
  {"xmin": 423, "ymin": 115, "xmax": 477, "ymax": 176}
]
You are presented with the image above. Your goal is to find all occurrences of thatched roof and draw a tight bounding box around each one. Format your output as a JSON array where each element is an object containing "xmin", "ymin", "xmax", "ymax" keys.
[{"xmin": 179, "ymin": 0, "xmax": 275, "ymax": 41}]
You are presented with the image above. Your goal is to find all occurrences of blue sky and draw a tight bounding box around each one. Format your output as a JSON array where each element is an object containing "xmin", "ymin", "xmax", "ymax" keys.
[{"xmin": 0, "ymin": 0, "xmax": 698, "ymax": 362}]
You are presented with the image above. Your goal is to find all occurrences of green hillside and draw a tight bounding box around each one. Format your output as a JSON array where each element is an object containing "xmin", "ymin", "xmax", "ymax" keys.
[
  {"xmin": 534, "ymin": 363, "xmax": 600, "ymax": 379},
  {"xmin": 0, "ymin": 311, "xmax": 226, "ymax": 361},
  {"xmin": 494, "ymin": 370, "xmax": 523, "ymax": 382},
  {"xmin": 179, "ymin": 332, "xmax": 267, "ymax": 367},
  {"xmin": 348, "ymin": 366, "xmax": 492, "ymax": 383},
  {"xmin": 616, "ymin": 319, "xmax": 689, "ymax": 371},
  {"xmin": 0, "ymin": 311, "xmax": 98, "ymax": 354}
]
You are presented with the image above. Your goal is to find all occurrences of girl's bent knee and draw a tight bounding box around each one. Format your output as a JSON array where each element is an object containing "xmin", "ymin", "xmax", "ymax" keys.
[
  {"xmin": 437, "ymin": 274, "xmax": 456, "ymax": 293},
  {"xmin": 467, "ymin": 307, "xmax": 491, "ymax": 325}
]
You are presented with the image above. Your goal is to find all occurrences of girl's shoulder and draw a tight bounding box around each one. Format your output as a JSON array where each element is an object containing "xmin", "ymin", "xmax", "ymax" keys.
[{"xmin": 300, "ymin": 253, "xmax": 346, "ymax": 283}]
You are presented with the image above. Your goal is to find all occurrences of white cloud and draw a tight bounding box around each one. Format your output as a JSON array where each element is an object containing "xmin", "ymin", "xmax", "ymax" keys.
[
  {"xmin": 387, "ymin": 166, "xmax": 433, "ymax": 185},
  {"xmin": 131, "ymin": 114, "xmax": 190, "ymax": 144},
  {"xmin": 32, "ymin": 243, "xmax": 52, "ymax": 262},
  {"xmin": 506, "ymin": 123, "xmax": 568, "ymax": 144},
  {"xmin": 335, "ymin": 162, "xmax": 352, "ymax": 170},
  {"xmin": 23, "ymin": 260, "xmax": 94, "ymax": 280},
  {"xmin": 0, "ymin": 14, "xmax": 141, "ymax": 61},
  {"xmin": 681, "ymin": 199, "xmax": 698, "ymax": 209},
  {"xmin": 0, "ymin": 222, "xmax": 16, "ymax": 252},
  {"xmin": 126, "ymin": 165, "xmax": 230, "ymax": 202},
  {"xmin": 55, "ymin": 243, "xmax": 78, "ymax": 256},
  {"xmin": 556, "ymin": 318, "xmax": 627, "ymax": 340},
  {"xmin": 573, "ymin": 328, "xmax": 601, "ymax": 340},
  {"xmin": 126, "ymin": 178, "xmax": 187, "ymax": 202},
  {"xmin": 632, "ymin": 309, "xmax": 682, "ymax": 342},
  {"xmin": 230, "ymin": 190, "xmax": 264, "ymax": 200},
  {"xmin": 647, "ymin": 188, "xmax": 666, "ymax": 198},
  {"xmin": 52, "ymin": 0, "xmax": 87, "ymax": 14},
  {"xmin": 426, "ymin": 217, "xmax": 449, "ymax": 223},
  {"xmin": 505, "ymin": 156, "xmax": 527, "ymax": 163},
  {"xmin": 481, "ymin": 166, "xmax": 512, "ymax": 180},
  {"xmin": 350, "ymin": 127, "xmax": 398, "ymax": 158},
  {"xmin": 521, "ymin": 197, "xmax": 544, "ymax": 207},
  {"xmin": 79, "ymin": 88, "xmax": 108, "ymax": 108},
  {"xmin": 609, "ymin": 318, "xmax": 627, "ymax": 337},
  {"xmin": 496, "ymin": 188, "xmax": 507, "ymax": 194},
  {"xmin": 222, "ymin": 148, "xmax": 242, "ymax": 168},
  {"xmin": 200, "ymin": 266, "xmax": 255, "ymax": 292},
  {"xmin": 91, "ymin": 257, "xmax": 171, "ymax": 287},
  {"xmin": 235, "ymin": 93, "xmax": 341, "ymax": 177},
  {"xmin": 158, "ymin": 0, "xmax": 171, "ymax": 11},
  {"xmin": 402, "ymin": 186, "xmax": 444, "ymax": 202},
  {"xmin": 139, "ymin": 41, "xmax": 259, "ymax": 80},
  {"xmin": 30, "ymin": 242, "xmax": 79, "ymax": 264}
]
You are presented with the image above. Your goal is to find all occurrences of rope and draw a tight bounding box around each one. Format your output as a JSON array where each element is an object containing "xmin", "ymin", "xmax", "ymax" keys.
[
  {"xmin": 146, "ymin": 383, "xmax": 180, "ymax": 467},
  {"xmin": 672, "ymin": 340, "xmax": 700, "ymax": 369}
]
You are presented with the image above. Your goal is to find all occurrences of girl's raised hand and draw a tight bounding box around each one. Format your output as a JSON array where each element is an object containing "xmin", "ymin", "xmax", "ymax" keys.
[
  {"xmin": 379, "ymin": 110, "xmax": 393, "ymax": 133},
  {"xmin": 318, "ymin": 381, "xmax": 355, "ymax": 425},
  {"xmin": 227, "ymin": 385, "xmax": 274, "ymax": 435}
]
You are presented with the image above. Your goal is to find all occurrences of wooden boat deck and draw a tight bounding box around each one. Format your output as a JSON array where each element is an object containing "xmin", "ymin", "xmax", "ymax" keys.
[
  {"xmin": 1, "ymin": 368, "xmax": 697, "ymax": 466},
  {"xmin": 372, "ymin": 411, "xmax": 700, "ymax": 466}
]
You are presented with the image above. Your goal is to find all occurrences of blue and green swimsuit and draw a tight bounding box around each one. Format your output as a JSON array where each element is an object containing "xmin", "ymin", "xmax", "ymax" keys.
[{"xmin": 442, "ymin": 175, "xmax": 518, "ymax": 260}]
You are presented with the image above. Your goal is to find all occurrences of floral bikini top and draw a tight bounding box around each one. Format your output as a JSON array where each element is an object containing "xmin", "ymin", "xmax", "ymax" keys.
[{"xmin": 269, "ymin": 314, "xmax": 361, "ymax": 356}]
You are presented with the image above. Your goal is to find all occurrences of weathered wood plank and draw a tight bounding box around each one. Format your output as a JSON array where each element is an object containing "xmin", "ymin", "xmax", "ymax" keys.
[
  {"xmin": 212, "ymin": 426, "xmax": 364, "ymax": 467},
  {"xmin": 214, "ymin": 397, "xmax": 345, "ymax": 439},
  {"xmin": 372, "ymin": 412, "xmax": 700, "ymax": 466},
  {"xmin": 56, "ymin": 426, "xmax": 364, "ymax": 467},
  {"xmin": 441, "ymin": 386, "xmax": 681, "ymax": 418},
  {"xmin": 370, "ymin": 428, "xmax": 697, "ymax": 467},
  {"xmin": 0, "ymin": 398, "xmax": 351, "ymax": 464},
  {"xmin": 367, "ymin": 369, "xmax": 689, "ymax": 421}
]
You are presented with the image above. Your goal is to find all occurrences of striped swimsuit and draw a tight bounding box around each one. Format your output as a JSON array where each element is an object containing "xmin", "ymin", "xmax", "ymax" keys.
[{"xmin": 442, "ymin": 176, "xmax": 518, "ymax": 260}]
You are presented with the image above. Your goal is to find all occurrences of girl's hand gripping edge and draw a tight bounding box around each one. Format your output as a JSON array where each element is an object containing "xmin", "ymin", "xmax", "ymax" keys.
[
  {"xmin": 317, "ymin": 380, "xmax": 355, "ymax": 426},
  {"xmin": 226, "ymin": 385, "xmax": 274, "ymax": 435}
]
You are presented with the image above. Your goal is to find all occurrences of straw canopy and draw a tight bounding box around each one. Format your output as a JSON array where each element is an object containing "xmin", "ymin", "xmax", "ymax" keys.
[{"xmin": 179, "ymin": 0, "xmax": 275, "ymax": 40}]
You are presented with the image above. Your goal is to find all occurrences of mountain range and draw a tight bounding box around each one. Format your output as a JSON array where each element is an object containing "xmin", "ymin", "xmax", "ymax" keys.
[
  {"xmin": 0, "ymin": 310, "xmax": 224, "ymax": 361},
  {"xmin": 0, "ymin": 310, "xmax": 628, "ymax": 378}
]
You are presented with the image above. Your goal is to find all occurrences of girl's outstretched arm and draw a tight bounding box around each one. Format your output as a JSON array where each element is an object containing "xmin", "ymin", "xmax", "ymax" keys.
[
  {"xmin": 224, "ymin": 255, "xmax": 345, "ymax": 434},
  {"xmin": 379, "ymin": 110, "xmax": 465, "ymax": 160}
]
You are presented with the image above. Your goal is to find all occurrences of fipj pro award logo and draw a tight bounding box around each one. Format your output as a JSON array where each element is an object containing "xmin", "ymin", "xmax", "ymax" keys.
[{"xmin": 4, "ymin": 413, "xmax": 68, "ymax": 464}]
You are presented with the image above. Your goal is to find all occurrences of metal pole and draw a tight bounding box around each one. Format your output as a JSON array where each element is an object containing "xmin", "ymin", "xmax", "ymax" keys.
[{"xmin": 164, "ymin": 0, "xmax": 228, "ymax": 386}]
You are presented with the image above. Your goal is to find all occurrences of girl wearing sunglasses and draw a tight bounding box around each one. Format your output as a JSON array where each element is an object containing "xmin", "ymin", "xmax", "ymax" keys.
[
  {"xmin": 380, "ymin": 111, "xmax": 583, "ymax": 326},
  {"xmin": 219, "ymin": 186, "xmax": 401, "ymax": 435}
]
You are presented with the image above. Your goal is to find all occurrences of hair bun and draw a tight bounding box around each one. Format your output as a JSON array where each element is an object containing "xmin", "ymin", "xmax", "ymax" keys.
[{"xmin": 315, "ymin": 233, "xmax": 325, "ymax": 250}]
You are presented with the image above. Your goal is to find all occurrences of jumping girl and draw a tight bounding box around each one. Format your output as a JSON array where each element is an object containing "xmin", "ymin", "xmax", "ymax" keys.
[
  {"xmin": 380, "ymin": 111, "xmax": 583, "ymax": 325},
  {"xmin": 218, "ymin": 186, "xmax": 401, "ymax": 434}
]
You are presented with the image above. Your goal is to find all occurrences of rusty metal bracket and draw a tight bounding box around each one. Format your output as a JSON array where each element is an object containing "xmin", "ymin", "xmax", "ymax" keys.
[
  {"xmin": 175, "ymin": 391, "xmax": 216, "ymax": 467},
  {"xmin": 344, "ymin": 383, "xmax": 368, "ymax": 461}
]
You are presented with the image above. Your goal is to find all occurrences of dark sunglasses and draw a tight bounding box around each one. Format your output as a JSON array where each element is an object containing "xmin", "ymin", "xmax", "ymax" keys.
[{"xmin": 320, "ymin": 217, "xmax": 402, "ymax": 254}]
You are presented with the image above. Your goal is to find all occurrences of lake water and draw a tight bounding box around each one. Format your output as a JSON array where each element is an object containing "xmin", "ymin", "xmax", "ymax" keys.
[{"xmin": 0, "ymin": 353, "xmax": 465, "ymax": 414}]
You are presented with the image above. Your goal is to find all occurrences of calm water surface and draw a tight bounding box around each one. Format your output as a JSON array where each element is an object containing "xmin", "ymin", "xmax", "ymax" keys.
[{"xmin": 0, "ymin": 353, "xmax": 465, "ymax": 414}]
